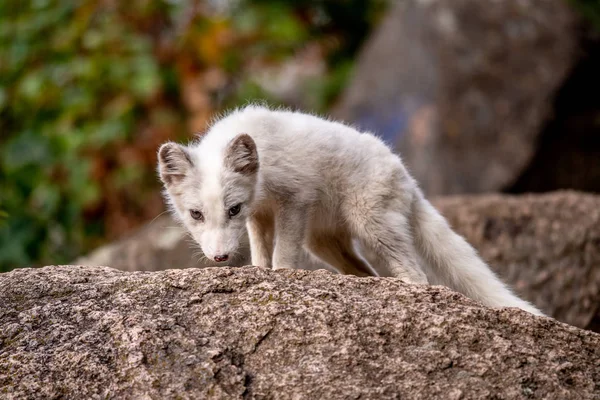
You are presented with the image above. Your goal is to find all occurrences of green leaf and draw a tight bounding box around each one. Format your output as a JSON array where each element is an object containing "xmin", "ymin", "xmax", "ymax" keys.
[{"xmin": 1, "ymin": 131, "xmax": 53, "ymax": 171}]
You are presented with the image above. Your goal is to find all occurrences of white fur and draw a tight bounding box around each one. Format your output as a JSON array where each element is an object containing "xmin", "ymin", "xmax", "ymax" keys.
[{"xmin": 158, "ymin": 105, "xmax": 544, "ymax": 316}]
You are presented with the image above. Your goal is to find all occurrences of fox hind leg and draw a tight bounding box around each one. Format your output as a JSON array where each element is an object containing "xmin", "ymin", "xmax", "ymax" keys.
[
  {"xmin": 306, "ymin": 232, "xmax": 375, "ymax": 277},
  {"xmin": 350, "ymin": 203, "xmax": 428, "ymax": 284}
]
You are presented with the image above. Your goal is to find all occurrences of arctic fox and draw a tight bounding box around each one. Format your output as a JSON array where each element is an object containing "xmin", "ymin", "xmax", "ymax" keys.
[{"xmin": 157, "ymin": 105, "xmax": 543, "ymax": 316}]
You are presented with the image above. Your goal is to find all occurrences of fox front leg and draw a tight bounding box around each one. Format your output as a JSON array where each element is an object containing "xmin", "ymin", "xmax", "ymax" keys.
[
  {"xmin": 247, "ymin": 213, "xmax": 274, "ymax": 268},
  {"xmin": 272, "ymin": 203, "xmax": 308, "ymax": 270}
]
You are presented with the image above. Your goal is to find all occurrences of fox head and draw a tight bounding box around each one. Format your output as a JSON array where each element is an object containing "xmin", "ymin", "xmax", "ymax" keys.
[{"xmin": 157, "ymin": 133, "xmax": 259, "ymax": 264}]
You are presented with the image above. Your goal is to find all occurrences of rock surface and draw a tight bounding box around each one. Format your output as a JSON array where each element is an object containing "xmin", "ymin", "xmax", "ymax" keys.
[
  {"xmin": 77, "ymin": 191, "xmax": 600, "ymax": 331},
  {"xmin": 1, "ymin": 265, "xmax": 599, "ymax": 399},
  {"xmin": 432, "ymin": 191, "xmax": 600, "ymax": 332},
  {"xmin": 332, "ymin": 0, "xmax": 578, "ymax": 195}
]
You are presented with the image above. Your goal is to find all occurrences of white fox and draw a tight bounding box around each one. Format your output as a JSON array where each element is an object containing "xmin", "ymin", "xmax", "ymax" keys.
[{"xmin": 158, "ymin": 105, "xmax": 543, "ymax": 316}]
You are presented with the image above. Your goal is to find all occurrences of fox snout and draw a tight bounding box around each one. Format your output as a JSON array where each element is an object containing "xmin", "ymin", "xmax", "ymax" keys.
[
  {"xmin": 202, "ymin": 246, "xmax": 231, "ymax": 263},
  {"xmin": 201, "ymin": 245, "xmax": 232, "ymax": 264},
  {"xmin": 198, "ymin": 230, "xmax": 242, "ymax": 264}
]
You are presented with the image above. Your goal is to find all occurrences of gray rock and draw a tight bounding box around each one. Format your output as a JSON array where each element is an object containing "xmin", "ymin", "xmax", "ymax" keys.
[
  {"xmin": 1, "ymin": 265, "xmax": 599, "ymax": 399},
  {"xmin": 332, "ymin": 0, "xmax": 578, "ymax": 195},
  {"xmin": 433, "ymin": 191, "xmax": 600, "ymax": 332}
]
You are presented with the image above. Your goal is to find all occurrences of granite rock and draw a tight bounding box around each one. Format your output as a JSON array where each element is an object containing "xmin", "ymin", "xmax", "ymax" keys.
[
  {"xmin": 332, "ymin": 0, "xmax": 578, "ymax": 195},
  {"xmin": 1, "ymin": 265, "xmax": 599, "ymax": 399}
]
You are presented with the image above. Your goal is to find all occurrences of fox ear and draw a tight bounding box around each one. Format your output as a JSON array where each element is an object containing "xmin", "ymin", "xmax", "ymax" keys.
[
  {"xmin": 157, "ymin": 142, "xmax": 193, "ymax": 186},
  {"xmin": 225, "ymin": 133, "xmax": 259, "ymax": 175}
]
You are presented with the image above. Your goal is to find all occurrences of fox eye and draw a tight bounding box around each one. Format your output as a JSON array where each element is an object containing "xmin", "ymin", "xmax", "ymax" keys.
[
  {"xmin": 190, "ymin": 209, "xmax": 204, "ymax": 222},
  {"xmin": 228, "ymin": 204, "xmax": 241, "ymax": 218}
]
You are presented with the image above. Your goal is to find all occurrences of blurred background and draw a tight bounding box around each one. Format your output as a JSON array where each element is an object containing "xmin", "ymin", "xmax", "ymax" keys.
[{"xmin": 1, "ymin": 0, "xmax": 599, "ymax": 274}]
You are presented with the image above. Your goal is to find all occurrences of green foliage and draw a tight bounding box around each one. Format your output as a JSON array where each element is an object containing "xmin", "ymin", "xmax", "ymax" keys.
[
  {"xmin": 0, "ymin": 0, "xmax": 171, "ymax": 270},
  {"xmin": 305, "ymin": 61, "xmax": 355, "ymax": 113}
]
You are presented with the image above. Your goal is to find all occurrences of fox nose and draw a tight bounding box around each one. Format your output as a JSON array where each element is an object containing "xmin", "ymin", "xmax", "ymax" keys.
[{"xmin": 214, "ymin": 254, "xmax": 229, "ymax": 262}]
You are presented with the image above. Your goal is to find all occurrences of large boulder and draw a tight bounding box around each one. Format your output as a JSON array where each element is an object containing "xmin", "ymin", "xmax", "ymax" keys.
[
  {"xmin": 76, "ymin": 191, "xmax": 600, "ymax": 331},
  {"xmin": 1, "ymin": 265, "xmax": 598, "ymax": 399},
  {"xmin": 432, "ymin": 191, "xmax": 600, "ymax": 332},
  {"xmin": 332, "ymin": 0, "xmax": 588, "ymax": 195}
]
